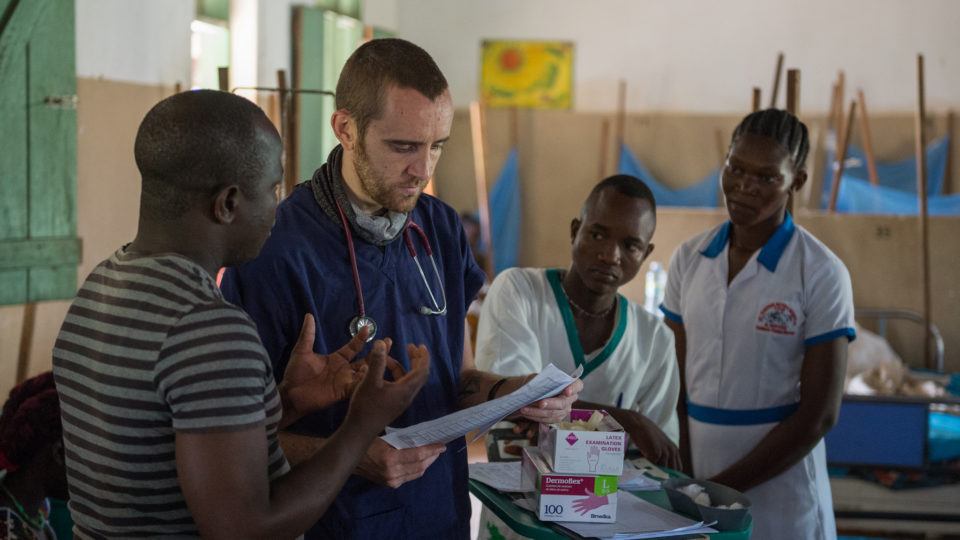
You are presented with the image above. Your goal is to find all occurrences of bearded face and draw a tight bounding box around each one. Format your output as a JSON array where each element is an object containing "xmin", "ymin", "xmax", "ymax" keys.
[
  {"xmin": 345, "ymin": 87, "xmax": 453, "ymax": 213},
  {"xmin": 353, "ymin": 137, "xmax": 427, "ymax": 213}
]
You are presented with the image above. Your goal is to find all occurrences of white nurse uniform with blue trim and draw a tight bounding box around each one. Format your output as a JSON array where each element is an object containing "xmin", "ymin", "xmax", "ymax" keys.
[{"xmin": 661, "ymin": 213, "xmax": 855, "ymax": 540}]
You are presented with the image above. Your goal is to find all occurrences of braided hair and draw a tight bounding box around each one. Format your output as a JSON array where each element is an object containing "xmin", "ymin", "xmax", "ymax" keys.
[
  {"xmin": 0, "ymin": 372, "xmax": 61, "ymax": 473},
  {"xmin": 730, "ymin": 109, "xmax": 810, "ymax": 172}
]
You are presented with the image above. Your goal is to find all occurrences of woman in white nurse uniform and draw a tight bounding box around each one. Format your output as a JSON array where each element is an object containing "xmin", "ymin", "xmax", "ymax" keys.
[{"xmin": 661, "ymin": 109, "xmax": 855, "ymax": 540}]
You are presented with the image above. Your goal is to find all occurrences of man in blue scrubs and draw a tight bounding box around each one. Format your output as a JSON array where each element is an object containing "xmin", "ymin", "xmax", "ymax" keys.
[{"xmin": 221, "ymin": 38, "xmax": 581, "ymax": 539}]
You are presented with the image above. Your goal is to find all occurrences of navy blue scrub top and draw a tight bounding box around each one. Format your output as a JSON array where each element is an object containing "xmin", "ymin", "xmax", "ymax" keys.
[{"xmin": 221, "ymin": 184, "xmax": 486, "ymax": 539}]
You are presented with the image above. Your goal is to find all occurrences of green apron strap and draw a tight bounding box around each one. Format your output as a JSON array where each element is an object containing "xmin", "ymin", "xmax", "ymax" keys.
[{"xmin": 545, "ymin": 269, "xmax": 627, "ymax": 379}]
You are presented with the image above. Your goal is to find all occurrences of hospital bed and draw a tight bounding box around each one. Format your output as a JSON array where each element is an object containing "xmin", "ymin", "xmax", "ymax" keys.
[{"xmin": 827, "ymin": 309, "xmax": 960, "ymax": 536}]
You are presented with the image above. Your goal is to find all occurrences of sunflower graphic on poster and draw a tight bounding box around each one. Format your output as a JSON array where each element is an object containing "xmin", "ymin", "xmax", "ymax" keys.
[{"xmin": 481, "ymin": 40, "xmax": 573, "ymax": 109}]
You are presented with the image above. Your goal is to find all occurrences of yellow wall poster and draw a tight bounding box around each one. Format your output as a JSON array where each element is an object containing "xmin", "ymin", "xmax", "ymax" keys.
[{"xmin": 481, "ymin": 40, "xmax": 573, "ymax": 109}]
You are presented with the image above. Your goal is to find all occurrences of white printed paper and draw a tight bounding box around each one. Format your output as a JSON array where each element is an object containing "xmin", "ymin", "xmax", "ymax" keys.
[
  {"xmin": 558, "ymin": 491, "xmax": 717, "ymax": 540},
  {"xmin": 381, "ymin": 364, "xmax": 581, "ymax": 449},
  {"xmin": 468, "ymin": 461, "xmax": 529, "ymax": 493}
]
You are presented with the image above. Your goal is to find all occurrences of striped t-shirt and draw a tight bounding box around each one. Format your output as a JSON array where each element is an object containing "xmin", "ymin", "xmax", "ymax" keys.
[{"xmin": 52, "ymin": 249, "xmax": 289, "ymax": 538}]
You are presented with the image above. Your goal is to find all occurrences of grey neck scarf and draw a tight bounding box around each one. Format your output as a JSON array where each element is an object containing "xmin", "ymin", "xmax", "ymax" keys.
[{"xmin": 310, "ymin": 145, "xmax": 408, "ymax": 246}]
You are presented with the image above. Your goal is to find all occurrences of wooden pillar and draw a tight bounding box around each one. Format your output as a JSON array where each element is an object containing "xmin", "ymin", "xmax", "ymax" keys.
[
  {"xmin": 785, "ymin": 69, "xmax": 800, "ymax": 116},
  {"xmin": 218, "ymin": 66, "xmax": 229, "ymax": 92},
  {"xmin": 945, "ymin": 110, "xmax": 955, "ymax": 194},
  {"xmin": 857, "ymin": 90, "xmax": 880, "ymax": 186},
  {"xmin": 769, "ymin": 52, "xmax": 784, "ymax": 108},
  {"xmin": 914, "ymin": 54, "xmax": 932, "ymax": 369},
  {"xmin": 16, "ymin": 303, "xmax": 36, "ymax": 383},
  {"xmin": 615, "ymin": 79, "xmax": 627, "ymax": 147},
  {"xmin": 785, "ymin": 69, "xmax": 800, "ymax": 214},
  {"xmin": 470, "ymin": 101, "xmax": 495, "ymax": 278},
  {"xmin": 828, "ymin": 101, "xmax": 858, "ymax": 212},
  {"xmin": 598, "ymin": 119, "xmax": 610, "ymax": 179}
]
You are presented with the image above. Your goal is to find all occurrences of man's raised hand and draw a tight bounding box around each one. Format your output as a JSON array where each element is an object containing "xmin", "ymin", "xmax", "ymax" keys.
[{"xmin": 281, "ymin": 314, "xmax": 369, "ymax": 422}]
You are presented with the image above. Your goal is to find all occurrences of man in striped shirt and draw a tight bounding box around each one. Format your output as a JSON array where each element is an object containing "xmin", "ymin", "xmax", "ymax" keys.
[{"xmin": 52, "ymin": 90, "xmax": 429, "ymax": 539}]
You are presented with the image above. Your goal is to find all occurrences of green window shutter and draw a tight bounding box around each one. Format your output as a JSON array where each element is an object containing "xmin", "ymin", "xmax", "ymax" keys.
[
  {"xmin": 0, "ymin": 0, "xmax": 79, "ymax": 305},
  {"xmin": 293, "ymin": 7, "xmax": 362, "ymax": 181},
  {"xmin": 372, "ymin": 27, "xmax": 395, "ymax": 40},
  {"xmin": 312, "ymin": 0, "xmax": 361, "ymax": 20},
  {"xmin": 197, "ymin": 0, "xmax": 229, "ymax": 21}
]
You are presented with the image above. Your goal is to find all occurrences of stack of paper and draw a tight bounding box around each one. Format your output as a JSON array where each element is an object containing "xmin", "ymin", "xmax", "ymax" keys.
[
  {"xmin": 618, "ymin": 463, "xmax": 661, "ymax": 491},
  {"xmin": 555, "ymin": 491, "xmax": 716, "ymax": 540},
  {"xmin": 382, "ymin": 364, "xmax": 581, "ymax": 449},
  {"xmin": 468, "ymin": 461, "xmax": 528, "ymax": 493}
]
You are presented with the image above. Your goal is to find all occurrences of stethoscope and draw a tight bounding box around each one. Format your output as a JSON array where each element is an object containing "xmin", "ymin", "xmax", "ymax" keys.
[{"xmin": 335, "ymin": 200, "xmax": 447, "ymax": 342}]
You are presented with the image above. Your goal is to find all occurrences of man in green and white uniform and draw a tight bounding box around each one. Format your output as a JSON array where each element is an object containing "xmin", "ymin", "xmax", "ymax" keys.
[{"xmin": 474, "ymin": 175, "xmax": 680, "ymax": 538}]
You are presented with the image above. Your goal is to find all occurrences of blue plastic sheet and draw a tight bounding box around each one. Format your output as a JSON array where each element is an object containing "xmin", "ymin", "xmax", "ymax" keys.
[
  {"xmin": 929, "ymin": 411, "xmax": 960, "ymax": 463},
  {"xmin": 488, "ymin": 147, "xmax": 521, "ymax": 274},
  {"xmin": 619, "ymin": 144, "xmax": 720, "ymax": 208},
  {"xmin": 822, "ymin": 136, "xmax": 950, "ymax": 206},
  {"xmin": 834, "ymin": 175, "xmax": 960, "ymax": 215}
]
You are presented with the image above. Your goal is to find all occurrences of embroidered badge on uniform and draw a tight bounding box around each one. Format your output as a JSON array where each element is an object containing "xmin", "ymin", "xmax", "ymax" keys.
[{"xmin": 756, "ymin": 302, "xmax": 798, "ymax": 335}]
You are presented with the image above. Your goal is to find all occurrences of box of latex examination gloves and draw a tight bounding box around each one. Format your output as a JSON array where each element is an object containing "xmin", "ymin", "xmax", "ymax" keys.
[
  {"xmin": 539, "ymin": 409, "xmax": 626, "ymax": 475},
  {"xmin": 521, "ymin": 447, "xmax": 618, "ymax": 523}
]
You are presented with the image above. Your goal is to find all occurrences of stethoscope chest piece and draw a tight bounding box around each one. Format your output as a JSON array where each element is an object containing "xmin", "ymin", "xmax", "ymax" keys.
[
  {"xmin": 334, "ymin": 198, "xmax": 446, "ymax": 342},
  {"xmin": 349, "ymin": 315, "xmax": 377, "ymax": 342}
]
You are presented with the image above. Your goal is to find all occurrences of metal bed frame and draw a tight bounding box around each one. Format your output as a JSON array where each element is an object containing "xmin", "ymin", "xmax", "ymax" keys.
[{"xmin": 830, "ymin": 308, "xmax": 959, "ymax": 536}]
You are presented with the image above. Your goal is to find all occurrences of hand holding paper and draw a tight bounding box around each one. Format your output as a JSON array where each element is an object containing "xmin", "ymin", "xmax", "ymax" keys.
[
  {"xmin": 381, "ymin": 364, "xmax": 582, "ymax": 449},
  {"xmin": 518, "ymin": 377, "xmax": 584, "ymax": 424}
]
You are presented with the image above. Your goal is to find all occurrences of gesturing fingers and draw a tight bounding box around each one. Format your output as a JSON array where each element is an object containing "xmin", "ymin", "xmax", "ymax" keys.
[
  {"xmin": 331, "ymin": 324, "xmax": 369, "ymax": 362},
  {"xmin": 291, "ymin": 313, "xmax": 317, "ymax": 355},
  {"xmin": 357, "ymin": 340, "xmax": 388, "ymax": 392}
]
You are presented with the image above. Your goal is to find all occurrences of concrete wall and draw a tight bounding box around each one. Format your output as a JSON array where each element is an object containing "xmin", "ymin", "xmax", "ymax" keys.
[
  {"xmin": 431, "ymin": 109, "xmax": 960, "ymax": 371},
  {"xmin": 397, "ymin": 0, "xmax": 960, "ymax": 113},
  {"xmin": 76, "ymin": 0, "xmax": 193, "ymax": 86}
]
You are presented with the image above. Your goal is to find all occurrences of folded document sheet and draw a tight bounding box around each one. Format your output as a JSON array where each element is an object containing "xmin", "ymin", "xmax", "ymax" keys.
[{"xmin": 382, "ymin": 364, "xmax": 581, "ymax": 449}]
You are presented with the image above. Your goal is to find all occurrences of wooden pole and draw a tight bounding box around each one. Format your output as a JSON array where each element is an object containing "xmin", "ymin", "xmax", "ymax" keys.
[
  {"xmin": 290, "ymin": 10, "xmax": 303, "ymax": 197},
  {"xmin": 786, "ymin": 69, "xmax": 800, "ymax": 116},
  {"xmin": 218, "ymin": 66, "xmax": 229, "ymax": 92},
  {"xmin": 914, "ymin": 54, "xmax": 932, "ymax": 369},
  {"xmin": 827, "ymin": 82, "xmax": 840, "ymax": 134},
  {"xmin": 834, "ymin": 71, "xmax": 846, "ymax": 136},
  {"xmin": 509, "ymin": 107, "xmax": 519, "ymax": 149},
  {"xmin": 715, "ymin": 128, "xmax": 728, "ymax": 207},
  {"xmin": 714, "ymin": 128, "xmax": 727, "ymax": 163},
  {"xmin": 769, "ymin": 52, "xmax": 784, "ymax": 108},
  {"xmin": 470, "ymin": 101, "xmax": 495, "ymax": 278},
  {"xmin": 16, "ymin": 303, "xmax": 36, "ymax": 383},
  {"xmin": 277, "ymin": 69, "xmax": 297, "ymax": 198},
  {"xmin": 785, "ymin": 69, "xmax": 800, "ymax": 214},
  {"xmin": 828, "ymin": 100, "xmax": 858, "ymax": 212},
  {"xmin": 946, "ymin": 110, "xmax": 955, "ymax": 194},
  {"xmin": 807, "ymin": 74, "xmax": 834, "ymax": 211},
  {"xmin": 615, "ymin": 79, "xmax": 627, "ymax": 147},
  {"xmin": 752, "ymin": 87, "xmax": 761, "ymax": 112},
  {"xmin": 598, "ymin": 119, "xmax": 610, "ymax": 179},
  {"xmin": 857, "ymin": 89, "xmax": 880, "ymax": 186}
]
